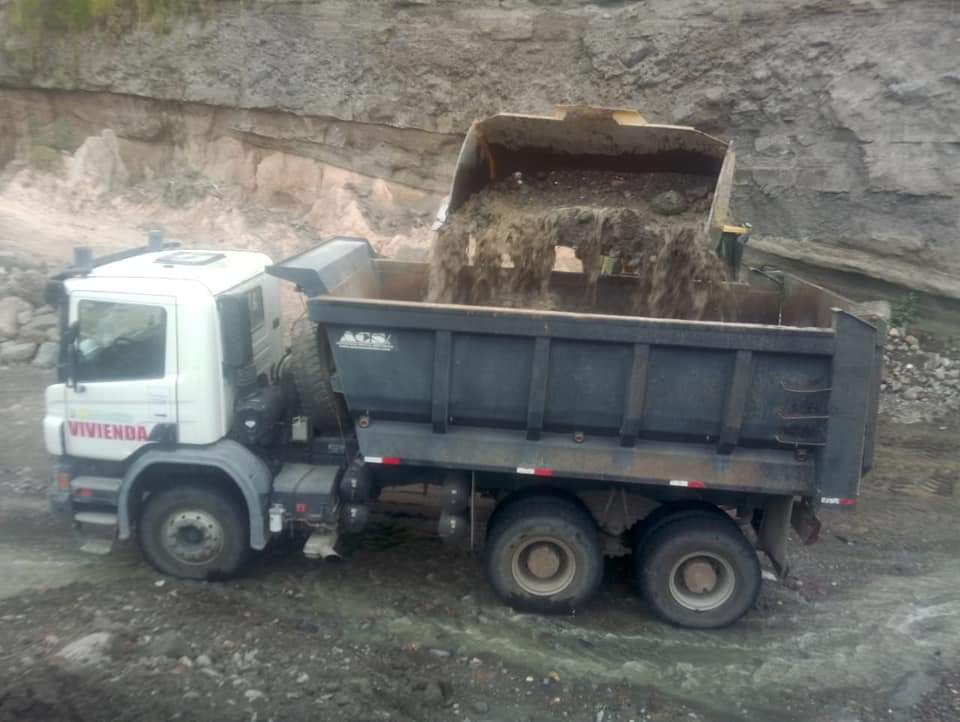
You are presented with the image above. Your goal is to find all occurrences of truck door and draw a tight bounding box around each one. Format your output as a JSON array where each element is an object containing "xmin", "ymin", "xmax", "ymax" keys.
[{"xmin": 64, "ymin": 292, "xmax": 178, "ymax": 462}]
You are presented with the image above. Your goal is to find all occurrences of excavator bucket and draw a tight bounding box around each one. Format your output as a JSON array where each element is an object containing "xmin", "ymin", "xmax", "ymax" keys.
[{"xmin": 444, "ymin": 106, "xmax": 741, "ymax": 252}]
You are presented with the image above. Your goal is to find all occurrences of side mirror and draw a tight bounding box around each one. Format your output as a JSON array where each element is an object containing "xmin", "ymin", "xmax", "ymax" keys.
[{"xmin": 218, "ymin": 295, "xmax": 254, "ymax": 369}]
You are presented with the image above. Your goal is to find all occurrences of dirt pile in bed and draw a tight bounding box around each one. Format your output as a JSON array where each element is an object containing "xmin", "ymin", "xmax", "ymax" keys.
[{"xmin": 427, "ymin": 169, "xmax": 733, "ymax": 320}]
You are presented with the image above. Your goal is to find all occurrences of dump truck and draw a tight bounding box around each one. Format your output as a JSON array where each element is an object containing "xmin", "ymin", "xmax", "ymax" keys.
[{"xmin": 44, "ymin": 108, "xmax": 884, "ymax": 628}]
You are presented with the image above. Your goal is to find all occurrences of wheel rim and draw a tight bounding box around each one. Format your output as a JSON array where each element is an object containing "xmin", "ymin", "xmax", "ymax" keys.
[
  {"xmin": 161, "ymin": 509, "xmax": 224, "ymax": 565},
  {"xmin": 511, "ymin": 536, "xmax": 577, "ymax": 597},
  {"xmin": 667, "ymin": 551, "xmax": 736, "ymax": 611}
]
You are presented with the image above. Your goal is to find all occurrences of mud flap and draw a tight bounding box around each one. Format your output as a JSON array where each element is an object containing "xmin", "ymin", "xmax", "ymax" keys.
[
  {"xmin": 754, "ymin": 496, "xmax": 794, "ymax": 577},
  {"xmin": 790, "ymin": 497, "xmax": 821, "ymax": 546}
]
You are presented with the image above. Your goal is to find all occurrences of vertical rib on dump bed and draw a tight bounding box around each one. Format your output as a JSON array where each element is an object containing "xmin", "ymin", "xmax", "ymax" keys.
[{"xmin": 269, "ymin": 239, "xmax": 884, "ymax": 507}]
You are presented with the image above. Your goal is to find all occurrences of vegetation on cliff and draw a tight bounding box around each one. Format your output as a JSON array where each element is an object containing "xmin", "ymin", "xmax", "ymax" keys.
[{"xmin": 7, "ymin": 0, "xmax": 193, "ymax": 36}]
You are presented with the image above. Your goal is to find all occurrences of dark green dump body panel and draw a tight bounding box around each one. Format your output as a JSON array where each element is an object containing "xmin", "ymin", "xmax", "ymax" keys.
[{"xmin": 268, "ymin": 239, "xmax": 883, "ymax": 504}]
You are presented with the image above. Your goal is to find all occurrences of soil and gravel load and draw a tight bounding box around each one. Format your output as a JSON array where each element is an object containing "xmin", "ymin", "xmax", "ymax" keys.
[{"xmin": 427, "ymin": 168, "xmax": 733, "ymax": 320}]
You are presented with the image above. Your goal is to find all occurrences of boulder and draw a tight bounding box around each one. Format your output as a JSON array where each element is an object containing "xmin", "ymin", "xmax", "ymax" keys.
[
  {"xmin": 0, "ymin": 249, "xmax": 44, "ymax": 271},
  {"xmin": 147, "ymin": 630, "xmax": 186, "ymax": 659},
  {"xmin": 0, "ymin": 340, "xmax": 37, "ymax": 363},
  {"xmin": 4, "ymin": 269, "xmax": 47, "ymax": 307},
  {"xmin": 53, "ymin": 632, "xmax": 115, "ymax": 669},
  {"xmin": 0, "ymin": 300, "xmax": 20, "ymax": 339},
  {"xmin": 650, "ymin": 190, "xmax": 690, "ymax": 216},
  {"xmin": 0, "ymin": 297, "xmax": 31, "ymax": 339},
  {"xmin": 24, "ymin": 312, "xmax": 57, "ymax": 332},
  {"xmin": 32, "ymin": 341, "xmax": 59, "ymax": 369},
  {"xmin": 19, "ymin": 312, "xmax": 58, "ymax": 343}
]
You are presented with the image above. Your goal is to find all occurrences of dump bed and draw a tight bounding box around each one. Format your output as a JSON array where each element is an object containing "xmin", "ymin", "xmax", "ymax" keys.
[{"xmin": 269, "ymin": 239, "xmax": 884, "ymax": 507}]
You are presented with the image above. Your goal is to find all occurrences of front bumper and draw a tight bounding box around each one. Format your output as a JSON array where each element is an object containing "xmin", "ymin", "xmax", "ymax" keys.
[
  {"xmin": 47, "ymin": 460, "xmax": 122, "ymax": 519},
  {"xmin": 48, "ymin": 488, "xmax": 73, "ymax": 519},
  {"xmin": 48, "ymin": 462, "xmax": 122, "ymax": 555}
]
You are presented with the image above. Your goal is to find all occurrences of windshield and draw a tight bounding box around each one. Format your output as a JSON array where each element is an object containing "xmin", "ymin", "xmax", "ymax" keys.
[{"xmin": 75, "ymin": 300, "xmax": 167, "ymax": 382}]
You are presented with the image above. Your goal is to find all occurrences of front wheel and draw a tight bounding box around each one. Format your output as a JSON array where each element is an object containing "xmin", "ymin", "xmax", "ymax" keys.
[
  {"xmin": 485, "ymin": 495, "xmax": 603, "ymax": 614},
  {"xmin": 639, "ymin": 516, "xmax": 760, "ymax": 628},
  {"xmin": 140, "ymin": 486, "xmax": 249, "ymax": 580}
]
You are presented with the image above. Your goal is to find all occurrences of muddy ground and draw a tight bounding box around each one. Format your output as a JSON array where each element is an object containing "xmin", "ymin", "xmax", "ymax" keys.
[{"xmin": 1, "ymin": 366, "xmax": 959, "ymax": 722}]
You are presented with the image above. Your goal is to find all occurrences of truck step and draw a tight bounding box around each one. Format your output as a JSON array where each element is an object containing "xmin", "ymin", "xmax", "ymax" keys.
[
  {"xmin": 79, "ymin": 538, "xmax": 114, "ymax": 555},
  {"xmin": 73, "ymin": 512, "xmax": 118, "ymax": 556},
  {"xmin": 74, "ymin": 511, "xmax": 119, "ymax": 526},
  {"xmin": 303, "ymin": 531, "xmax": 340, "ymax": 561}
]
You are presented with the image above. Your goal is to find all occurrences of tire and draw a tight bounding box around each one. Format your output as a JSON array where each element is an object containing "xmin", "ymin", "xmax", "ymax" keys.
[
  {"xmin": 485, "ymin": 496, "xmax": 603, "ymax": 614},
  {"xmin": 632, "ymin": 503, "xmax": 739, "ymax": 563},
  {"xmin": 140, "ymin": 486, "xmax": 249, "ymax": 580},
  {"xmin": 289, "ymin": 320, "xmax": 347, "ymax": 434},
  {"xmin": 639, "ymin": 516, "xmax": 761, "ymax": 629}
]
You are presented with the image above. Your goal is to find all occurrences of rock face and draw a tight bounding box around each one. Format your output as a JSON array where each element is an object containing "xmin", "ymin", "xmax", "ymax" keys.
[
  {"xmin": 0, "ymin": 0, "xmax": 958, "ymax": 301},
  {"xmin": 67, "ymin": 129, "xmax": 129, "ymax": 193}
]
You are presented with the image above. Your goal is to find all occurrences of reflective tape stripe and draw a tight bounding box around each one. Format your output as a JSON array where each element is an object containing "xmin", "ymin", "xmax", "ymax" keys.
[
  {"xmin": 821, "ymin": 497, "xmax": 857, "ymax": 506},
  {"xmin": 517, "ymin": 467, "xmax": 553, "ymax": 476},
  {"xmin": 669, "ymin": 480, "xmax": 706, "ymax": 489}
]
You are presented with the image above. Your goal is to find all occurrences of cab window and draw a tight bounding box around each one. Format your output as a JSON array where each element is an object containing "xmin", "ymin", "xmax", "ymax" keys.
[
  {"xmin": 246, "ymin": 287, "xmax": 265, "ymax": 330},
  {"xmin": 76, "ymin": 301, "xmax": 166, "ymax": 382}
]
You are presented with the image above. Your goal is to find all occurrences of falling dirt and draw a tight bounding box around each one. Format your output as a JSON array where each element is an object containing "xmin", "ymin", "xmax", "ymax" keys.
[
  {"xmin": 427, "ymin": 169, "xmax": 733, "ymax": 320},
  {"xmin": 630, "ymin": 227, "xmax": 734, "ymax": 321}
]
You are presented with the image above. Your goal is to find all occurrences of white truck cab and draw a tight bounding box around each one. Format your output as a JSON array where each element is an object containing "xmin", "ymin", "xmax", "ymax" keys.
[
  {"xmin": 45, "ymin": 246, "xmax": 283, "ymax": 460},
  {"xmin": 42, "ymin": 238, "xmax": 333, "ymax": 573}
]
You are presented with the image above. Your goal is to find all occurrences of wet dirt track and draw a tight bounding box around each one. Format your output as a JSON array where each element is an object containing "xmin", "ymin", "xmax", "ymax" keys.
[{"xmin": 0, "ymin": 366, "xmax": 958, "ymax": 722}]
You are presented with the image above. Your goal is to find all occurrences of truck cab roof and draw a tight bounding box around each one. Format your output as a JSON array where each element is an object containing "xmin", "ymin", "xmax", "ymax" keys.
[{"xmin": 68, "ymin": 248, "xmax": 272, "ymax": 297}]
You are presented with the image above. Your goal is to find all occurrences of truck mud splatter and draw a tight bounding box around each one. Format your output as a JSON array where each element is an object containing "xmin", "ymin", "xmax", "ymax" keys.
[{"xmin": 427, "ymin": 169, "xmax": 733, "ymax": 320}]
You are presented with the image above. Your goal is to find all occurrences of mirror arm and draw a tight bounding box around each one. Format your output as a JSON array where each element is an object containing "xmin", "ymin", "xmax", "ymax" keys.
[{"xmin": 61, "ymin": 322, "xmax": 78, "ymax": 388}]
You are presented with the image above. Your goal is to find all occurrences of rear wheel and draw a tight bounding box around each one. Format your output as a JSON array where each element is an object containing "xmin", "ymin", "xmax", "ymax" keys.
[
  {"xmin": 639, "ymin": 516, "xmax": 760, "ymax": 628},
  {"xmin": 632, "ymin": 504, "xmax": 739, "ymax": 587},
  {"xmin": 140, "ymin": 486, "xmax": 249, "ymax": 580},
  {"xmin": 485, "ymin": 495, "xmax": 603, "ymax": 614}
]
